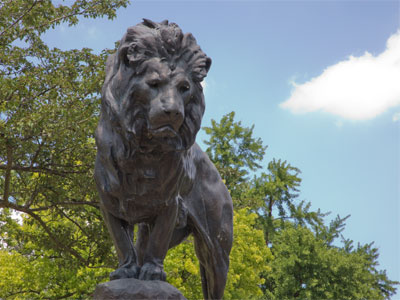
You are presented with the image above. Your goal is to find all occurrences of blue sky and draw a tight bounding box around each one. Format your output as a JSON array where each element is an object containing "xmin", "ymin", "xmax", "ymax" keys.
[{"xmin": 44, "ymin": 0, "xmax": 399, "ymax": 293}]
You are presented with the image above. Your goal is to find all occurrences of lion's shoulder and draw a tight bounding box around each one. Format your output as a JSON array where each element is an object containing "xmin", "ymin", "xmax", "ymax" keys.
[{"xmin": 189, "ymin": 143, "xmax": 222, "ymax": 185}]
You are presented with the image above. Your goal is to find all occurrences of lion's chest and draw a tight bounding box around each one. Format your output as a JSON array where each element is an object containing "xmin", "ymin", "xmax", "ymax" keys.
[{"xmin": 102, "ymin": 152, "xmax": 186, "ymax": 223}]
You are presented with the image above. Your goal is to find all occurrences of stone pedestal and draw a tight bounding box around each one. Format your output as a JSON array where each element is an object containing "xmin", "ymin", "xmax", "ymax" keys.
[{"xmin": 93, "ymin": 278, "xmax": 187, "ymax": 300}]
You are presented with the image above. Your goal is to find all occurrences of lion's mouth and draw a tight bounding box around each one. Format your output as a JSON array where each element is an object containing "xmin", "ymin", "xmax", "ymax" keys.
[
  {"xmin": 147, "ymin": 125, "xmax": 179, "ymax": 139},
  {"xmin": 135, "ymin": 125, "xmax": 183, "ymax": 153}
]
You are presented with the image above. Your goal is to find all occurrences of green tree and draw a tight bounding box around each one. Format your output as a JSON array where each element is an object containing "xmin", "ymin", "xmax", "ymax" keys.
[
  {"xmin": 250, "ymin": 159, "xmax": 327, "ymax": 246},
  {"xmin": 203, "ymin": 111, "xmax": 267, "ymax": 203},
  {"xmin": 0, "ymin": 248, "xmax": 112, "ymax": 299},
  {"xmin": 263, "ymin": 223, "xmax": 398, "ymax": 299},
  {"xmin": 0, "ymin": 1, "xmax": 128, "ymax": 298}
]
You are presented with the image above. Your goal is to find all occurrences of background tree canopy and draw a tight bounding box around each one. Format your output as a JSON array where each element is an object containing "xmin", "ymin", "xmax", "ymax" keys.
[{"xmin": 0, "ymin": 1, "xmax": 398, "ymax": 299}]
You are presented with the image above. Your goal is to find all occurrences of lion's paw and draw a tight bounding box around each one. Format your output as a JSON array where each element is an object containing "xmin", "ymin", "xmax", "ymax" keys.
[
  {"xmin": 110, "ymin": 265, "xmax": 140, "ymax": 281},
  {"xmin": 139, "ymin": 262, "xmax": 166, "ymax": 281}
]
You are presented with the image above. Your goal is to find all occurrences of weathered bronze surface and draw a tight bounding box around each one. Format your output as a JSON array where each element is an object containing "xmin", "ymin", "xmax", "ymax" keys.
[
  {"xmin": 94, "ymin": 19, "xmax": 233, "ymax": 299},
  {"xmin": 94, "ymin": 278, "xmax": 187, "ymax": 300}
]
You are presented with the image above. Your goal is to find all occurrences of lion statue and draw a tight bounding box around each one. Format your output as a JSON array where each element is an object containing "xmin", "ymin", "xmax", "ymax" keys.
[{"xmin": 94, "ymin": 19, "xmax": 233, "ymax": 299}]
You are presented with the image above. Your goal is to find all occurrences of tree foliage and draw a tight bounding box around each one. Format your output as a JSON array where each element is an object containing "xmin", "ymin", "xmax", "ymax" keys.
[
  {"xmin": 264, "ymin": 224, "xmax": 398, "ymax": 300},
  {"xmin": 249, "ymin": 159, "xmax": 331, "ymax": 246},
  {"xmin": 0, "ymin": 0, "xmax": 128, "ymax": 298},
  {"xmin": 224, "ymin": 208, "xmax": 272, "ymax": 299},
  {"xmin": 203, "ymin": 111, "xmax": 266, "ymax": 202},
  {"xmin": 0, "ymin": 248, "xmax": 111, "ymax": 299}
]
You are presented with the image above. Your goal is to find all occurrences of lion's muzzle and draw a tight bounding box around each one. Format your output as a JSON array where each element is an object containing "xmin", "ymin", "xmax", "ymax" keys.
[{"xmin": 149, "ymin": 90, "xmax": 184, "ymax": 132}]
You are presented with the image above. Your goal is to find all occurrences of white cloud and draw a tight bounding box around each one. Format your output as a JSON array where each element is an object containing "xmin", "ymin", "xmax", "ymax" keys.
[{"xmin": 280, "ymin": 30, "xmax": 400, "ymax": 121}]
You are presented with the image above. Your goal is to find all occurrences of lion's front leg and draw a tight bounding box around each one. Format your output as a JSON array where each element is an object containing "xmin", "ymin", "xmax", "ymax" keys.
[
  {"xmin": 101, "ymin": 207, "xmax": 140, "ymax": 280},
  {"xmin": 138, "ymin": 197, "xmax": 179, "ymax": 281}
]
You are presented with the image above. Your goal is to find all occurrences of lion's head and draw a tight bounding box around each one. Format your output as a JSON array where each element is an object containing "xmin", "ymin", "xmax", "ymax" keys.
[{"xmin": 100, "ymin": 19, "xmax": 211, "ymax": 154}]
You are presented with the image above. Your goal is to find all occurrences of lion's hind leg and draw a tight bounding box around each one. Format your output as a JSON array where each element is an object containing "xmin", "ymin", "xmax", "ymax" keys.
[
  {"xmin": 188, "ymin": 168, "xmax": 233, "ymax": 299},
  {"xmin": 193, "ymin": 219, "xmax": 232, "ymax": 300}
]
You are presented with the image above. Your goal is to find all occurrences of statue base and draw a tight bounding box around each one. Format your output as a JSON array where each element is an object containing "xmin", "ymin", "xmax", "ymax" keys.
[{"xmin": 93, "ymin": 278, "xmax": 187, "ymax": 300}]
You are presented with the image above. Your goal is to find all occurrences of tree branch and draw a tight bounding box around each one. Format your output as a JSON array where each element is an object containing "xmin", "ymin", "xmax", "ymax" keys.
[
  {"xmin": 0, "ymin": 0, "xmax": 40, "ymax": 37},
  {"xmin": 0, "ymin": 164, "xmax": 87, "ymax": 176},
  {"xmin": 0, "ymin": 0, "xmax": 16, "ymax": 12},
  {"xmin": 3, "ymin": 141, "xmax": 13, "ymax": 203},
  {"xmin": 5, "ymin": 289, "xmax": 41, "ymax": 298},
  {"xmin": 29, "ymin": 137, "xmax": 44, "ymax": 170},
  {"xmin": 52, "ymin": 292, "xmax": 75, "ymax": 300},
  {"xmin": 27, "ymin": 213, "xmax": 88, "ymax": 265},
  {"xmin": 56, "ymin": 208, "xmax": 90, "ymax": 237},
  {"xmin": 0, "ymin": 201, "xmax": 88, "ymax": 265},
  {"xmin": 29, "ymin": 0, "xmax": 103, "ymax": 32},
  {"xmin": 24, "ymin": 180, "xmax": 40, "ymax": 208},
  {"xmin": 29, "ymin": 201, "xmax": 99, "ymax": 212}
]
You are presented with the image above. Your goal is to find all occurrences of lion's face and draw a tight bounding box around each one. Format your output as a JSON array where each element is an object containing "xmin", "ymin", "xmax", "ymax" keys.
[
  {"xmin": 106, "ymin": 56, "xmax": 206, "ymax": 153},
  {"xmin": 100, "ymin": 20, "xmax": 210, "ymax": 155},
  {"xmin": 129, "ymin": 59, "xmax": 192, "ymax": 137}
]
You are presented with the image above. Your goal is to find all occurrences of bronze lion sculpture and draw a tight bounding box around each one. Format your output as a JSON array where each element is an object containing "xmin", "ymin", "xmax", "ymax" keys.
[{"xmin": 94, "ymin": 19, "xmax": 233, "ymax": 299}]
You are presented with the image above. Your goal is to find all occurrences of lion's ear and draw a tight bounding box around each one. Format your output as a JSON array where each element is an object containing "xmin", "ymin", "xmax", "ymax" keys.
[
  {"xmin": 193, "ymin": 56, "xmax": 212, "ymax": 82},
  {"xmin": 205, "ymin": 57, "xmax": 212, "ymax": 73}
]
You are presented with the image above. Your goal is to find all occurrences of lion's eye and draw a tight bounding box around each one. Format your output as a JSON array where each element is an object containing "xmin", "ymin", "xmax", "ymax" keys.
[
  {"xmin": 147, "ymin": 80, "xmax": 160, "ymax": 88},
  {"xmin": 178, "ymin": 83, "xmax": 190, "ymax": 93}
]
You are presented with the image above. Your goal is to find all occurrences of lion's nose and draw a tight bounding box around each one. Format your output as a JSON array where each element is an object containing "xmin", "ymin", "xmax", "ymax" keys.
[
  {"xmin": 163, "ymin": 107, "xmax": 182, "ymax": 118},
  {"xmin": 161, "ymin": 99, "xmax": 184, "ymax": 122},
  {"xmin": 162, "ymin": 106, "xmax": 184, "ymax": 130},
  {"xmin": 149, "ymin": 98, "xmax": 184, "ymax": 130}
]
